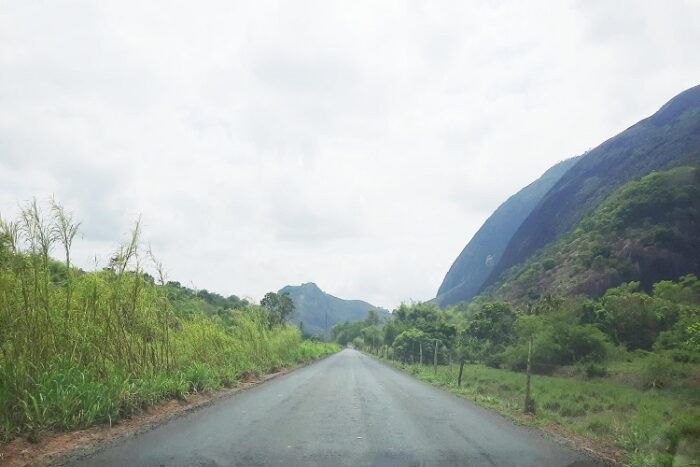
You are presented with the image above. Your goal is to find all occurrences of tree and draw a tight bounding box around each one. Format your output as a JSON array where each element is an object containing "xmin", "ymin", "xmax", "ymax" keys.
[
  {"xmin": 599, "ymin": 284, "xmax": 660, "ymax": 350},
  {"xmin": 392, "ymin": 328, "xmax": 426, "ymax": 363},
  {"xmin": 469, "ymin": 302, "xmax": 517, "ymax": 345},
  {"xmin": 519, "ymin": 294, "xmax": 562, "ymax": 413},
  {"xmin": 332, "ymin": 320, "xmax": 366, "ymax": 346},
  {"xmin": 366, "ymin": 309, "xmax": 380, "ymax": 326},
  {"xmin": 361, "ymin": 325, "xmax": 383, "ymax": 353},
  {"xmin": 260, "ymin": 292, "xmax": 295, "ymax": 328},
  {"xmin": 453, "ymin": 331, "xmax": 481, "ymax": 387}
]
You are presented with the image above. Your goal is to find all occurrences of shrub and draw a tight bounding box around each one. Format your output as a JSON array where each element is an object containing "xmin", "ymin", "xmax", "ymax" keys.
[
  {"xmin": 640, "ymin": 355, "xmax": 688, "ymax": 389},
  {"xmin": 577, "ymin": 361, "xmax": 609, "ymax": 378},
  {"xmin": 660, "ymin": 414, "xmax": 700, "ymax": 459}
]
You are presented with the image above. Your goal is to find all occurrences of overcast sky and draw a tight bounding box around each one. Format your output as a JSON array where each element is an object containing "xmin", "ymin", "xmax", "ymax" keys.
[{"xmin": 1, "ymin": 1, "xmax": 699, "ymax": 309}]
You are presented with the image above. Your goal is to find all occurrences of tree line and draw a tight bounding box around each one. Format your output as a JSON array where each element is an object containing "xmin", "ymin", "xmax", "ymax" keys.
[{"xmin": 334, "ymin": 275, "xmax": 700, "ymax": 410}]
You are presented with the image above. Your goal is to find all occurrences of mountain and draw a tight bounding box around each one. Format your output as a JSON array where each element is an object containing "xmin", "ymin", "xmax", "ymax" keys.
[
  {"xmin": 279, "ymin": 282, "xmax": 390, "ymax": 337},
  {"xmin": 488, "ymin": 166, "xmax": 700, "ymax": 302},
  {"xmin": 481, "ymin": 84, "xmax": 700, "ymax": 295},
  {"xmin": 436, "ymin": 156, "xmax": 580, "ymax": 307}
]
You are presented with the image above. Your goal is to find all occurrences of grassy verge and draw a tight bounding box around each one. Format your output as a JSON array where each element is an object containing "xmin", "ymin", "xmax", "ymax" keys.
[
  {"xmin": 380, "ymin": 358, "xmax": 700, "ymax": 466},
  {"xmin": 0, "ymin": 335, "xmax": 338, "ymax": 443}
]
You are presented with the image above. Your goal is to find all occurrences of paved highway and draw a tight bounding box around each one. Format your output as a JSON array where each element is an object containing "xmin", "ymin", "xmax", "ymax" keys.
[{"xmin": 71, "ymin": 349, "xmax": 600, "ymax": 466}]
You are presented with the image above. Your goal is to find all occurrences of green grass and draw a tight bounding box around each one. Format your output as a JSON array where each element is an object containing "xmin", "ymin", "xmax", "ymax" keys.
[
  {"xmin": 1, "ymin": 340, "xmax": 339, "ymax": 442},
  {"xmin": 0, "ymin": 200, "xmax": 340, "ymax": 443},
  {"xmin": 384, "ymin": 359, "xmax": 700, "ymax": 466}
]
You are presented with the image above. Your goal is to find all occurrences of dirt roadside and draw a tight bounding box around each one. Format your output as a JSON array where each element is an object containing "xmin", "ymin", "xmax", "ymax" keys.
[{"xmin": 0, "ymin": 358, "xmax": 327, "ymax": 467}]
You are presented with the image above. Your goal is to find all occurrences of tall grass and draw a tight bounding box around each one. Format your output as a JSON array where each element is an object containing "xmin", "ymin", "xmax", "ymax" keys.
[
  {"xmin": 387, "ymin": 359, "xmax": 700, "ymax": 466},
  {"xmin": 0, "ymin": 200, "xmax": 338, "ymax": 441}
]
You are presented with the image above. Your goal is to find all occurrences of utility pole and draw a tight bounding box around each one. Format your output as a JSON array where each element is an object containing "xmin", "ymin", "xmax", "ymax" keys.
[
  {"xmin": 433, "ymin": 340, "xmax": 439, "ymax": 375},
  {"xmin": 525, "ymin": 336, "xmax": 533, "ymax": 412}
]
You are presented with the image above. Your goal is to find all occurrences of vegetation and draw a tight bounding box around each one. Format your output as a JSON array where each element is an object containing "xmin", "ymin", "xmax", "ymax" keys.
[
  {"xmin": 425, "ymin": 90, "xmax": 700, "ymax": 463},
  {"xmin": 282, "ymin": 282, "xmax": 389, "ymax": 338},
  {"xmin": 387, "ymin": 360, "xmax": 700, "ymax": 467},
  {"xmin": 344, "ymin": 273, "xmax": 700, "ymax": 465},
  {"xmin": 484, "ymin": 85, "xmax": 700, "ymax": 294},
  {"xmin": 492, "ymin": 166, "xmax": 700, "ymax": 302},
  {"xmin": 0, "ymin": 200, "xmax": 338, "ymax": 442},
  {"xmin": 436, "ymin": 156, "xmax": 581, "ymax": 306}
]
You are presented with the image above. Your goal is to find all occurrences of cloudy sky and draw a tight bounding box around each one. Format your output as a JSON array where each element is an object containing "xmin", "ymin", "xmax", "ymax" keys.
[{"xmin": 1, "ymin": 1, "xmax": 699, "ymax": 309}]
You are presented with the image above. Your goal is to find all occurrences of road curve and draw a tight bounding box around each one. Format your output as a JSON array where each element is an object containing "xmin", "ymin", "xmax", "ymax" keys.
[{"xmin": 70, "ymin": 349, "xmax": 600, "ymax": 467}]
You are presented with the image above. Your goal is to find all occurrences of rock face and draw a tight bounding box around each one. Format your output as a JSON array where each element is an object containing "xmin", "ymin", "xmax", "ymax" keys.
[
  {"xmin": 482, "ymin": 85, "xmax": 700, "ymax": 295},
  {"xmin": 489, "ymin": 166, "xmax": 700, "ymax": 303},
  {"xmin": 438, "ymin": 84, "xmax": 700, "ymax": 307},
  {"xmin": 279, "ymin": 282, "xmax": 390, "ymax": 337},
  {"xmin": 436, "ymin": 157, "xmax": 580, "ymax": 307}
]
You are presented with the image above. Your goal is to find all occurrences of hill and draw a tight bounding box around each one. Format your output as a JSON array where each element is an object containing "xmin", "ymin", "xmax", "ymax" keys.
[
  {"xmin": 279, "ymin": 282, "xmax": 390, "ymax": 337},
  {"xmin": 487, "ymin": 166, "xmax": 700, "ymax": 302},
  {"xmin": 436, "ymin": 156, "xmax": 580, "ymax": 307},
  {"xmin": 482, "ymin": 84, "xmax": 700, "ymax": 295}
]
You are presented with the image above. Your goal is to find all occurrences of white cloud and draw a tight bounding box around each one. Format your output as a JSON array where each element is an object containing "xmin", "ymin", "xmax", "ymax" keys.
[{"xmin": 1, "ymin": 0, "xmax": 699, "ymax": 308}]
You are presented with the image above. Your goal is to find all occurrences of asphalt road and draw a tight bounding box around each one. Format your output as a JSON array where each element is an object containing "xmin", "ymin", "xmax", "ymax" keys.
[{"xmin": 71, "ymin": 349, "xmax": 600, "ymax": 467}]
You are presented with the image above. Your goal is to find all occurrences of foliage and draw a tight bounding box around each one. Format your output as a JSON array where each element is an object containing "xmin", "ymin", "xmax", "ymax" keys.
[
  {"xmin": 343, "ymin": 275, "xmax": 699, "ymax": 378},
  {"xmin": 491, "ymin": 166, "xmax": 700, "ymax": 303},
  {"xmin": 260, "ymin": 292, "xmax": 296, "ymax": 328},
  {"xmin": 332, "ymin": 310, "xmax": 388, "ymax": 353},
  {"xmin": 484, "ymin": 87, "xmax": 700, "ymax": 298},
  {"xmin": 0, "ymin": 200, "xmax": 338, "ymax": 441},
  {"xmin": 387, "ymin": 359, "xmax": 700, "ymax": 467},
  {"xmin": 348, "ymin": 273, "xmax": 700, "ymax": 464}
]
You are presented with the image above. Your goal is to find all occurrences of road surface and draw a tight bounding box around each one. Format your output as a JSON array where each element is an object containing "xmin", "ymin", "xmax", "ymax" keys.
[{"xmin": 71, "ymin": 349, "xmax": 600, "ymax": 466}]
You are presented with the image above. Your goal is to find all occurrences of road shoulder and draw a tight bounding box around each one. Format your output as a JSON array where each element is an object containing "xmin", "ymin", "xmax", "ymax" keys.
[
  {"xmin": 367, "ymin": 354, "xmax": 621, "ymax": 466},
  {"xmin": 0, "ymin": 355, "xmax": 334, "ymax": 467}
]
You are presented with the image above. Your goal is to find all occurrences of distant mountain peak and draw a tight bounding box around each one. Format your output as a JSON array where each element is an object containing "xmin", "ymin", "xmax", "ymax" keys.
[{"xmin": 279, "ymin": 283, "xmax": 389, "ymax": 337}]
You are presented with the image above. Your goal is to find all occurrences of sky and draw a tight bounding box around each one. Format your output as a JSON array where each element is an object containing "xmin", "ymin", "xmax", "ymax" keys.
[{"xmin": 1, "ymin": 1, "xmax": 699, "ymax": 309}]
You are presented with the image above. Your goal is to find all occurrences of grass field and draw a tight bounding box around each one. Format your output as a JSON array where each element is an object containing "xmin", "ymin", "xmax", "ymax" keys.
[{"xmin": 383, "ymin": 357, "xmax": 700, "ymax": 466}]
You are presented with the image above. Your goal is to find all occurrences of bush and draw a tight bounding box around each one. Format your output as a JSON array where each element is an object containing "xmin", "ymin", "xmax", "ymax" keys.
[
  {"xmin": 576, "ymin": 361, "xmax": 608, "ymax": 378},
  {"xmin": 660, "ymin": 414, "xmax": 700, "ymax": 459},
  {"xmin": 500, "ymin": 321, "xmax": 611, "ymax": 374},
  {"xmin": 558, "ymin": 324, "xmax": 611, "ymax": 363},
  {"xmin": 640, "ymin": 355, "xmax": 688, "ymax": 389}
]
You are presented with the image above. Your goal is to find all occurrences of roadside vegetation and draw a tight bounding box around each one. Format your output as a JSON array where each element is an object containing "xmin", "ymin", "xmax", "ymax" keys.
[
  {"xmin": 386, "ymin": 359, "xmax": 700, "ymax": 467},
  {"xmin": 0, "ymin": 200, "xmax": 337, "ymax": 443},
  {"xmin": 341, "ymin": 275, "xmax": 700, "ymax": 466},
  {"xmin": 333, "ymin": 165, "xmax": 700, "ymax": 466}
]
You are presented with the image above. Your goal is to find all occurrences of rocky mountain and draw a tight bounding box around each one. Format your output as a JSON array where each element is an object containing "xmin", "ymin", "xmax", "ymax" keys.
[
  {"xmin": 488, "ymin": 166, "xmax": 700, "ymax": 302},
  {"xmin": 279, "ymin": 282, "xmax": 390, "ymax": 337},
  {"xmin": 436, "ymin": 156, "xmax": 580, "ymax": 307},
  {"xmin": 481, "ymin": 85, "xmax": 700, "ymax": 295}
]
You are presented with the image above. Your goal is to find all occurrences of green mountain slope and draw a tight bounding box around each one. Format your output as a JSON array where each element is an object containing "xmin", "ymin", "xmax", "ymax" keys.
[
  {"xmin": 488, "ymin": 166, "xmax": 700, "ymax": 302},
  {"xmin": 436, "ymin": 156, "xmax": 580, "ymax": 307},
  {"xmin": 482, "ymin": 84, "xmax": 700, "ymax": 295},
  {"xmin": 279, "ymin": 282, "xmax": 390, "ymax": 337}
]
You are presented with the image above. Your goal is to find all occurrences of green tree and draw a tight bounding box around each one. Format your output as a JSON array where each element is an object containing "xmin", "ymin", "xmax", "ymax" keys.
[
  {"xmin": 599, "ymin": 283, "xmax": 660, "ymax": 350},
  {"xmin": 366, "ymin": 309, "xmax": 380, "ymax": 326},
  {"xmin": 260, "ymin": 292, "xmax": 295, "ymax": 328},
  {"xmin": 361, "ymin": 325, "xmax": 383, "ymax": 353}
]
